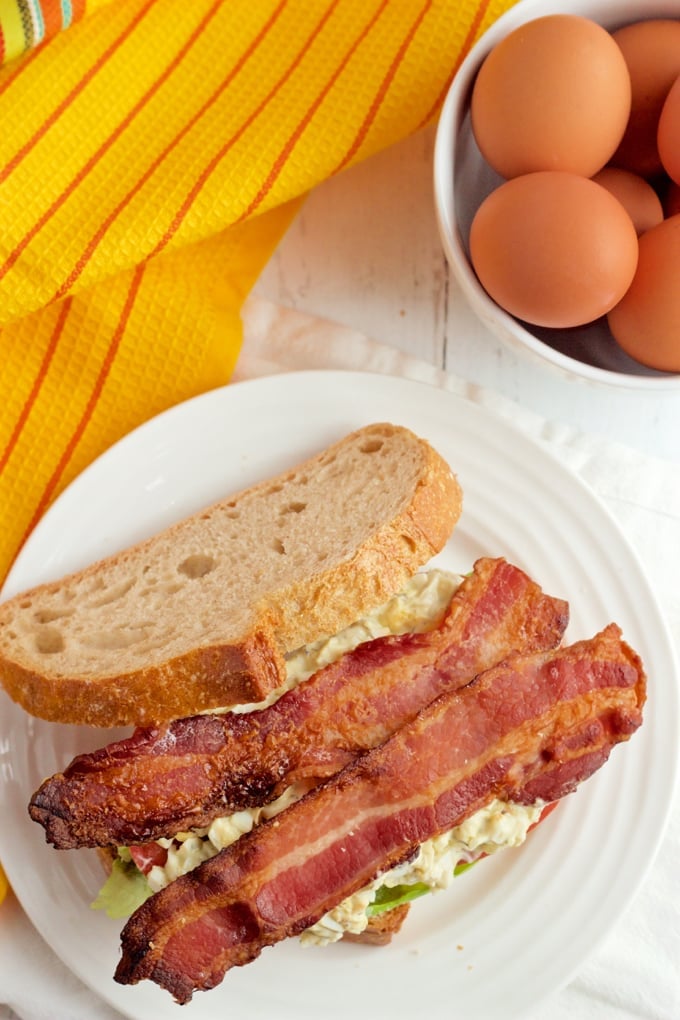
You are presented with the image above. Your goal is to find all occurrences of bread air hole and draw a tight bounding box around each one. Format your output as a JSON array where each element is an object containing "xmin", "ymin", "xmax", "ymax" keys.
[
  {"xmin": 177, "ymin": 554, "xmax": 216, "ymax": 579},
  {"xmin": 33, "ymin": 607, "xmax": 74, "ymax": 623},
  {"xmin": 87, "ymin": 579, "xmax": 135, "ymax": 608},
  {"xmin": 400, "ymin": 533, "xmax": 417, "ymax": 553},
  {"xmin": 360, "ymin": 439, "xmax": 384, "ymax": 454},
  {"xmin": 34, "ymin": 627, "xmax": 65, "ymax": 654},
  {"xmin": 281, "ymin": 501, "xmax": 306, "ymax": 515}
]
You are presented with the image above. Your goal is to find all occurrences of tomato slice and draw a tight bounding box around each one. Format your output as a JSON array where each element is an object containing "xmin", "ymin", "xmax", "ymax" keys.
[{"xmin": 129, "ymin": 842, "xmax": 168, "ymax": 875}]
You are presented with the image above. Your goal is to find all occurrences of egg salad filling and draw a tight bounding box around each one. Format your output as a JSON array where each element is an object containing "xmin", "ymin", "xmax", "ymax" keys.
[{"xmin": 92, "ymin": 569, "xmax": 543, "ymax": 936}]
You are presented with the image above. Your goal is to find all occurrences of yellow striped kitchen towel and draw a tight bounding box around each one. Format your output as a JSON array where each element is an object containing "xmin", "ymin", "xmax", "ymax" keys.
[{"xmin": 0, "ymin": 0, "xmax": 518, "ymax": 587}]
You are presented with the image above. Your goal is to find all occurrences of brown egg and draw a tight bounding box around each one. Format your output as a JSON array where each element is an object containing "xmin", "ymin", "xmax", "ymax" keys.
[
  {"xmin": 470, "ymin": 15, "xmax": 631, "ymax": 179},
  {"xmin": 469, "ymin": 172, "xmax": 639, "ymax": 328},
  {"xmin": 608, "ymin": 215, "xmax": 680, "ymax": 372},
  {"xmin": 592, "ymin": 167, "xmax": 664, "ymax": 235},
  {"xmin": 658, "ymin": 75, "xmax": 680, "ymax": 185},
  {"xmin": 611, "ymin": 19, "xmax": 680, "ymax": 178}
]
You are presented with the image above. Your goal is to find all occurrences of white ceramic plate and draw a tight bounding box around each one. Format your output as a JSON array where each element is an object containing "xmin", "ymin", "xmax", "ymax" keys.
[{"xmin": 0, "ymin": 370, "xmax": 677, "ymax": 1020}]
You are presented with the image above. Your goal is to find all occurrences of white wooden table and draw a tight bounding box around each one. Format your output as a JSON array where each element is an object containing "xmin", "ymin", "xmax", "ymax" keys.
[{"xmin": 254, "ymin": 124, "xmax": 680, "ymax": 463}]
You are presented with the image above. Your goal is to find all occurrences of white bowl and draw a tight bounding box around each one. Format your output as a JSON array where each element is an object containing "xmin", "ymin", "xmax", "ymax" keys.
[{"xmin": 433, "ymin": 0, "xmax": 680, "ymax": 390}]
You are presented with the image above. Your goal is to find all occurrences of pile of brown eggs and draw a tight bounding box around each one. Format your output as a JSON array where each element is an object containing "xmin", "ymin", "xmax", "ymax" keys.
[{"xmin": 468, "ymin": 14, "xmax": 680, "ymax": 372}]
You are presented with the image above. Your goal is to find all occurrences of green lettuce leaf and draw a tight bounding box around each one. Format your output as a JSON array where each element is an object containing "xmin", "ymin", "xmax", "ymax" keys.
[
  {"xmin": 91, "ymin": 852, "xmax": 152, "ymax": 919},
  {"xmin": 366, "ymin": 860, "xmax": 477, "ymax": 916},
  {"xmin": 90, "ymin": 849, "xmax": 478, "ymax": 922}
]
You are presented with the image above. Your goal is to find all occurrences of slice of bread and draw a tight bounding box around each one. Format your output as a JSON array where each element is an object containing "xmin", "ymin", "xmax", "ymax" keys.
[
  {"xmin": 343, "ymin": 904, "xmax": 411, "ymax": 946},
  {"xmin": 0, "ymin": 423, "xmax": 462, "ymax": 727}
]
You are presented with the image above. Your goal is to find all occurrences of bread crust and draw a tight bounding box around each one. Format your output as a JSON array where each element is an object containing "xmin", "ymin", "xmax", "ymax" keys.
[
  {"xmin": 0, "ymin": 423, "xmax": 462, "ymax": 726},
  {"xmin": 343, "ymin": 904, "xmax": 411, "ymax": 945},
  {"xmin": 2, "ymin": 626, "xmax": 285, "ymax": 729}
]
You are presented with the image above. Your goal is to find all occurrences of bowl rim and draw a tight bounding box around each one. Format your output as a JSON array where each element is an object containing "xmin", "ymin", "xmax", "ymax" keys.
[{"xmin": 433, "ymin": 0, "xmax": 680, "ymax": 391}]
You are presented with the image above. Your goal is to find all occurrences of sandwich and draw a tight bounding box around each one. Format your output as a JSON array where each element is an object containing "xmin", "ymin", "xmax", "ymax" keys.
[
  {"xmin": 29, "ymin": 555, "xmax": 570, "ymax": 921},
  {"xmin": 0, "ymin": 423, "xmax": 646, "ymax": 1003}
]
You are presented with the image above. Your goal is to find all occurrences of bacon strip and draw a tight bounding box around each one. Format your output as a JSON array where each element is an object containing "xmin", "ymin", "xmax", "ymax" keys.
[
  {"xmin": 29, "ymin": 558, "xmax": 568, "ymax": 849},
  {"xmin": 115, "ymin": 624, "xmax": 645, "ymax": 1002}
]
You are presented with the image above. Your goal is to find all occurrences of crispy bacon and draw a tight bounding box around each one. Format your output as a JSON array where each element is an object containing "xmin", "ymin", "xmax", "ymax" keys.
[
  {"xmin": 29, "ymin": 558, "xmax": 568, "ymax": 849},
  {"xmin": 115, "ymin": 624, "xmax": 645, "ymax": 1003}
]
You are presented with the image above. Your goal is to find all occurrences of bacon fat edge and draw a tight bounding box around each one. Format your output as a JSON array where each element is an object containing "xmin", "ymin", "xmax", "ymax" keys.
[
  {"xmin": 29, "ymin": 558, "xmax": 568, "ymax": 849},
  {"xmin": 115, "ymin": 623, "xmax": 645, "ymax": 1003}
]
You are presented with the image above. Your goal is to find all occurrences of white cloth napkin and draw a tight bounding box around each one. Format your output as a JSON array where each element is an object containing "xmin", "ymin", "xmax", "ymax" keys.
[{"xmin": 1, "ymin": 297, "xmax": 678, "ymax": 1020}]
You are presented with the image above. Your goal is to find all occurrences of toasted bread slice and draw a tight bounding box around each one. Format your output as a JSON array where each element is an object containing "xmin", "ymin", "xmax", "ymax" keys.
[
  {"xmin": 0, "ymin": 423, "xmax": 462, "ymax": 727},
  {"xmin": 343, "ymin": 904, "xmax": 411, "ymax": 946}
]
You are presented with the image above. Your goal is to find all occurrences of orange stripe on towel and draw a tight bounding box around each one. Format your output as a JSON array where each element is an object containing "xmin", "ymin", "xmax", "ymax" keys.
[
  {"xmin": 0, "ymin": 0, "xmax": 157, "ymax": 186},
  {"xmin": 235, "ymin": 0, "xmax": 390, "ymax": 224},
  {"xmin": 15, "ymin": 264, "xmax": 144, "ymax": 555},
  {"xmin": 145, "ymin": 0, "xmax": 337, "ymax": 260},
  {"xmin": 332, "ymin": 0, "xmax": 433, "ymax": 175},
  {"xmin": 51, "ymin": 0, "xmax": 288, "ymax": 302},
  {"xmin": 0, "ymin": 297, "xmax": 72, "ymax": 476},
  {"xmin": 0, "ymin": 1, "xmax": 220, "ymax": 285},
  {"xmin": 416, "ymin": 0, "xmax": 492, "ymax": 128}
]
